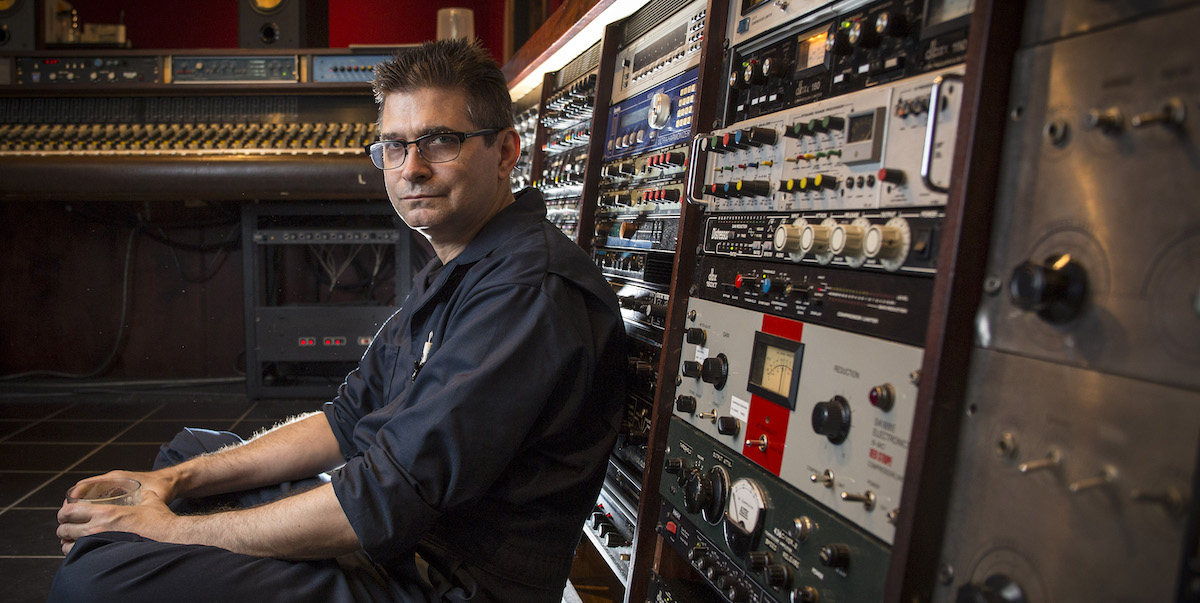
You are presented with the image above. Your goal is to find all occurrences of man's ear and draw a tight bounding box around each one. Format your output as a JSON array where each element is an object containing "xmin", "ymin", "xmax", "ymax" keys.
[{"xmin": 497, "ymin": 128, "xmax": 521, "ymax": 176}]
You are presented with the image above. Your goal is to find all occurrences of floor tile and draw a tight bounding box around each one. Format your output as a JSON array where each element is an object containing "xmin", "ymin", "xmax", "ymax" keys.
[
  {"xmin": 73, "ymin": 444, "xmax": 165, "ymax": 472},
  {"xmin": 0, "ymin": 400, "xmax": 73, "ymax": 420},
  {"xmin": 0, "ymin": 443, "xmax": 98, "ymax": 472},
  {"xmin": 0, "ymin": 558, "xmax": 66, "ymax": 603},
  {"xmin": 6, "ymin": 421, "xmax": 131, "ymax": 443},
  {"xmin": 0, "ymin": 420, "xmax": 33, "ymax": 440},
  {"xmin": 146, "ymin": 398, "xmax": 255, "ymax": 421},
  {"xmin": 54, "ymin": 401, "xmax": 162, "ymax": 421},
  {"xmin": 18, "ymin": 473, "xmax": 91, "ymax": 508},
  {"xmin": 0, "ymin": 508, "xmax": 63, "ymax": 555},
  {"xmin": 0, "ymin": 472, "xmax": 60, "ymax": 507}
]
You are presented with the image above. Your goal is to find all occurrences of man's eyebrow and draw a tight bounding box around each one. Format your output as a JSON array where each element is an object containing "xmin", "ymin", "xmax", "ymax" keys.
[{"xmin": 379, "ymin": 125, "xmax": 457, "ymax": 140}]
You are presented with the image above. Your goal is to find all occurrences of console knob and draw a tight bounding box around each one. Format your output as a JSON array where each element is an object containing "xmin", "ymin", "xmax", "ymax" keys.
[
  {"xmin": 664, "ymin": 457, "xmax": 685, "ymax": 474},
  {"xmin": 849, "ymin": 20, "xmax": 881, "ymax": 48},
  {"xmin": 956, "ymin": 574, "xmax": 1028, "ymax": 603},
  {"xmin": 740, "ymin": 126, "xmax": 778, "ymax": 146},
  {"xmin": 748, "ymin": 551, "xmax": 771, "ymax": 571},
  {"xmin": 774, "ymin": 224, "xmax": 803, "ymax": 253},
  {"xmin": 826, "ymin": 27, "xmax": 853, "ymax": 55},
  {"xmin": 716, "ymin": 416, "xmax": 741, "ymax": 436},
  {"xmin": 812, "ymin": 395, "xmax": 851, "ymax": 443},
  {"xmin": 878, "ymin": 168, "xmax": 906, "ymax": 185},
  {"xmin": 801, "ymin": 224, "xmax": 832, "ymax": 255},
  {"xmin": 682, "ymin": 360, "xmax": 703, "ymax": 379},
  {"xmin": 864, "ymin": 225, "xmax": 902, "ymax": 259},
  {"xmin": 701, "ymin": 355, "xmax": 729, "ymax": 389},
  {"xmin": 830, "ymin": 223, "xmax": 864, "ymax": 255},
  {"xmin": 818, "ymin": 543, "xmax": 851, "ymax": 569},
  {"xmin": 725, "ymin": 583, "xmax": 748, "ymax": 602},
  {"xmin": 604, "ymin": 532, "xmax": 625, "ymax": 547},
  {"xmin": 793, "ymin": 585, "xmax": 821, "ymax": 603},
  {"xmin": 1008, "ymin": 253, "xmax": 1088, "ymax": 323},
  {"xmin": 876, "ymin": 11, "xmax": 908, "ymax": 37},
  {"xmin": 684, "ymin": 471, "xmax": 714, "ymax": 514},
  {"xmin": 765, "ymin": 564, "xmax": 791, "ymax": 588},
  {"xmin": 685, "ymin": 327, "xmax": 707, "ymax": 345},
  {"xmin": 744, "ymin": 60, "xmax": 768, "ymax": 85},
  {"xmin": 675, "ymin": 395, "xmax": 697, "ymax": 414},
  {"xmin": 736, "ymin": 180, "xmax": 772, "ymax": 197}
]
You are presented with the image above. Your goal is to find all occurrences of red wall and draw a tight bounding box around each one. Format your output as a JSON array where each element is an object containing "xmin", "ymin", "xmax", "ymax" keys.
[{"xmin": 72, "ymin": 0, "xmax": 507, "ymax": 64}]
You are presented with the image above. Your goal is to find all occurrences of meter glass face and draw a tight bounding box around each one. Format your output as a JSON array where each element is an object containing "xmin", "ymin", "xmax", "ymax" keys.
[
  {"xmin": 726, "ymin": 478, "xmax": 766, "ymax": 535},
  {"xmin": 746, "ymin": 331, "xmax": 803, "ymax": 409}
]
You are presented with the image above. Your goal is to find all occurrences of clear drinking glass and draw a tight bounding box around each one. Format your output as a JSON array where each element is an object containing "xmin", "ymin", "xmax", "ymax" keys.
[{"xmin": 65, "ymin": 478, "xmax": 142, "ymax": 505}]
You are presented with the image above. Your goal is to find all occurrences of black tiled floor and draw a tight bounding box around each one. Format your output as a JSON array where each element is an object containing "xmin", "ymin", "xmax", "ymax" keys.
[{"xmin": 0, "ymin": 384, "xmax": 322, "ymax": 603}]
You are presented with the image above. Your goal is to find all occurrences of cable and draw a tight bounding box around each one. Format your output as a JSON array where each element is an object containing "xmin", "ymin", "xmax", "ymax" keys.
[{"xmin": 0, "ymin": 226, "xmax": 138, "ymax": 381}]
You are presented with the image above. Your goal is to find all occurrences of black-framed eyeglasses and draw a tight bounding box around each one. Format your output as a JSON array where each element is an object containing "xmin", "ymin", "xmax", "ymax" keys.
[{"xmin": 365, "ymin": 129, "xmax": 502, "ymax": 170}]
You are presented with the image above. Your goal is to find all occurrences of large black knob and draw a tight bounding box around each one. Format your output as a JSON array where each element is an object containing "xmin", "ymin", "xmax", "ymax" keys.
[
  {"xmin": 675, "ymin": 395, "xmax": 697, "ymax": 414},
  {"xmin": 819, "ymin": 543, "xmax": 851, "ymax": 569},
  {"xmin": 1008, "ymin": 253, "xmax": 1088, "ymax": 324},
  {"xmin": 701, "ymin": 354, "xmax": 729, "ymax": 390},
  {"xmin": 747, "ymin": 551, "xmax": 771, "ymax": 571},
  {"xmin": 956, "ymin": 574, "xmax": 1028, "ymax": 603},
  {"xmin": 716, "ymin": 416, "xmax": 740, "ymax": 436},
  {"xmin": 684, "ymin": 471, "xmax": 714, "ymax": 514},
  {"xmin": 812, "ymin": 395, "xmax": 851, "ymax": 444}
]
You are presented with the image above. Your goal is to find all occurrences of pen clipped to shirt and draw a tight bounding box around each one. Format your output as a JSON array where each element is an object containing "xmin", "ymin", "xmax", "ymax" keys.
[{"xmin": 412, "ymin": 331, "xmax": 433, "ymax": 382}]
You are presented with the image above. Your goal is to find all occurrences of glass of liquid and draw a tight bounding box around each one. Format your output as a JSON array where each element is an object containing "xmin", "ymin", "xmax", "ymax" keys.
[{"xmin": 66, "ymin": 478, "xmax": 142, "ymax": 506}]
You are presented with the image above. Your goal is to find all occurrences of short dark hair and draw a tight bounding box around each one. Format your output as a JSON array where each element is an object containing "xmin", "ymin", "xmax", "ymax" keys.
[{"xmin": 372, "ymin": 39, "xmax": 513, "ymax": 142}]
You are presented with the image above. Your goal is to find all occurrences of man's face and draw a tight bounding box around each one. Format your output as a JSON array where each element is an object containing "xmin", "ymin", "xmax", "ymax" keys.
[{"xmin": 379, "ymin": 87, "xmax": 517, "ymax": 252}]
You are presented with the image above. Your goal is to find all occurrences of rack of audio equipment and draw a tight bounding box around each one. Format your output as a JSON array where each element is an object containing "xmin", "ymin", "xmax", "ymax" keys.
[
  {"xmin": 508, "ymin": 0, "xmax": 1029, "ymax": 600},
  {"xmin": 514, "ymin": 0, "xmax": 730, "ymax": 595}
]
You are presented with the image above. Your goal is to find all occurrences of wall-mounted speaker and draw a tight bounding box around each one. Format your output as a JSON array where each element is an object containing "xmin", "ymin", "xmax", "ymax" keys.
[
  {"xmin": 238, "ymin": 0, "xmax": 328, "ymax": 49},
  {"xmin": 0, "ymin": 0, "xmax": 36, "ymax": 52}
]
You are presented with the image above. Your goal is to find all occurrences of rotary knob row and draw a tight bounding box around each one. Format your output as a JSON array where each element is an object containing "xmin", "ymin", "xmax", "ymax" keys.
[
  {"xmin": 774, "ymin": 217, "xmax": 909, "ymax": 267},
  {"xmin": 826, "ymin": 11, "xmax": 909, "ymax": 56}
]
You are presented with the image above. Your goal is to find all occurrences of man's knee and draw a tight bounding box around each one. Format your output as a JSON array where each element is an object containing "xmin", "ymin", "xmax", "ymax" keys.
[
  {"xmin": 48, "ymin": 532, "xmax": 145, "ymax": 603},
  {"xmin": 154, "ymin": 428, "xmax": 245, "ymax": 470}
]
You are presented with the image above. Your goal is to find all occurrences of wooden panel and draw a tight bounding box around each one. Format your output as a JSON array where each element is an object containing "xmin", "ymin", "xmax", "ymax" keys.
[
  {"xmin": 0, "ymin": 201, "xmax": 245, "ymax": 379},
  {"xmin": 501, "ymin": 0, "xmax": 614, "ymax": 85}
]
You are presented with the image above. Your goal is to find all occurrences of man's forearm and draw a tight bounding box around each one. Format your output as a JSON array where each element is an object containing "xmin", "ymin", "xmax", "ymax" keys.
[
  {"xmin": 165, "ymin": 482, "xmax": 361, "ymax": 560},
  {"xmin": 166, "ymin": 411, "xmax": 345, "ymax": 501}
]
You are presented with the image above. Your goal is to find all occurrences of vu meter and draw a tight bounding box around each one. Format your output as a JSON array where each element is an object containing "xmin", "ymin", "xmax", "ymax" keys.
[
  {"xmin": 747, "ymin": 331, "xmax": 803, "ymax": 409},
  {"xmin": 724, "ymin": 478, "xmax": 767, "ymax": 556}
]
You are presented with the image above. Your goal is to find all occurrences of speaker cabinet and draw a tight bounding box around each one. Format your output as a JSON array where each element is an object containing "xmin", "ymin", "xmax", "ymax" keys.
[
  {"xmin": 0, "ymin": 0, "xmax": 36, "ymax": 52},
  {"xmin": 238, "ymin": 0, "xmax": 328, "ymax": 48}
]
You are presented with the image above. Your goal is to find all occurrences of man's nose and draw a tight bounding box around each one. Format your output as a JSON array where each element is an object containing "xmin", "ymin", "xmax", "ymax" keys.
[{"xmin": 396, "ymin": 147, "xmax": 433, "ymax": 181}]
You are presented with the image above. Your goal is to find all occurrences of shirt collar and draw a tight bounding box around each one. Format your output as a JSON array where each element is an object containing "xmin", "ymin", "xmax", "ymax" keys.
[{"xmin": 443, "ymin": 187, "xmax": 548, "ymax": 268}]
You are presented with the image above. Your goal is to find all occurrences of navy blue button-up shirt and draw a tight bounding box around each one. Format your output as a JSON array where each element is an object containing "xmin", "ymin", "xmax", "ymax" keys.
[{"xmin": 323, "ymin": 188, "xmax": 626, "ymax": 600}]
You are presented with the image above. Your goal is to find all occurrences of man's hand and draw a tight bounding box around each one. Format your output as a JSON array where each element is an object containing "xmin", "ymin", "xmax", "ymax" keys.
[
  {"xmin": 69, "ymin": 468, "xmax": 181, "ymax": 503},
  {"xmin": 56, "ymin": 489, "xmax": 178, "ymax": 555}
]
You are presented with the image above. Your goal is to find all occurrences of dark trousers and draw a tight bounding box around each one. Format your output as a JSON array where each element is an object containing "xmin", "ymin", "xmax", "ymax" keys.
[{"xmin": 47, "ymin": 428, "xmax": 433, "ymax": 603}]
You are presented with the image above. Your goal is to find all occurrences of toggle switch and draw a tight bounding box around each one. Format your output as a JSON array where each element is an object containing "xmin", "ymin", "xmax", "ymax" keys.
[
  {"xmin": 1018, "ymin": 448, "xmax": 1063, "ymax": 474},
  {"xmin": 1130, "ymin": 96, "xmax": 1186, "ymax": 129},
  {"xmin": 840, "ymin": 489, "xmax": 876, "ymax": 510},
  {"xmin": 746, "ymin": 434, "xmax": 768, "ymax": 452},
  {"xmin": 1068, "ymin": 465, "xmax": 1118, "ymax": 493},
  {"xmin": 811, "ymin": 469, "xmax": 835, "ymax": 488}
]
